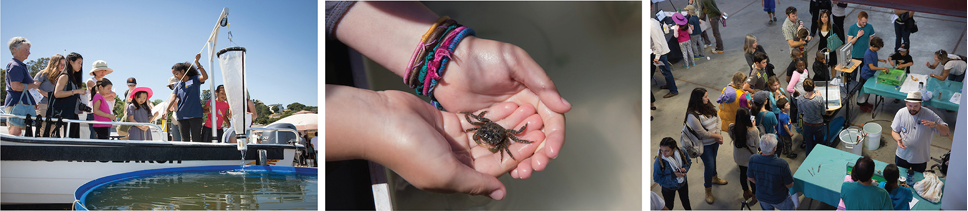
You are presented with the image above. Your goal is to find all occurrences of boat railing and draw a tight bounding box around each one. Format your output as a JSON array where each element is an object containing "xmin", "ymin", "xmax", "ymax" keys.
[{"xmin": 1, "ymin": 113, "xmax": 166, "ymax": 141}]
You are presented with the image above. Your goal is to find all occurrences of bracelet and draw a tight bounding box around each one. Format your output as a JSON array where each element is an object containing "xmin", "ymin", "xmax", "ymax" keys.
[
  {"xmin": 414, "ymin": 24, "xmax": 459, "ymax": 92},
  {"xmin": 429, "ymin": 27, "xmax": 475, "ymax": 110},
  {"xmin": 405, "ymin": 19, "xmax": 458, "ymax": 87},
  {"xmin": 404, "ymin": 17, "xmax": 475, "ymax": 111}
]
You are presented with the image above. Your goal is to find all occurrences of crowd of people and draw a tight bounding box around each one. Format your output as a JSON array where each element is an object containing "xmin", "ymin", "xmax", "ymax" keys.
[
  {"xmin": 4, "ymin": 37, "xmax": 252, "ymax": 142},
  {"xmin": 654, "ymin": 0, "xmax": 958, "ymax": 210}
]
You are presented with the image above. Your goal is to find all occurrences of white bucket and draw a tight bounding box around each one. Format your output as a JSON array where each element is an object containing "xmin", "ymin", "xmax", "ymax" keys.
[
  {"xmin": 839, "ymin": 127, "xmax": 864, "ymax": 155},
  {"xmin": 864, "ymin": 123, "xmax": 882, "ymax": 150}
]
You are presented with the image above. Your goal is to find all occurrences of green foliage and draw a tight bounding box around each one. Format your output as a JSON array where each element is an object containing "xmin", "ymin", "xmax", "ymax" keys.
[
  {"xmin": 113, "ymin": 96, "xmax": 124, "ymax": 120},
  {"xmin": 152, "ymin": 99, "xmax": 163, "ymax": 105},
  {"xmin": 286, "ymin": 102, "xmax": 306, "ymax": 113}
]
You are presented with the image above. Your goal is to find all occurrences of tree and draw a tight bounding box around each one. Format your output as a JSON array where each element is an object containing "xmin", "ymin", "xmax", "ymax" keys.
[
  {"xmin": 152, "ymin": 99, "xmax": 163, "ymax": 106},
  {"xmin": 253, "ymin": 100, "xmax": 273, "ymax": 125},
  {"xmin": 201, "ymin": 89, "xmax": 211, "ymax": 103},
  {"xmin": 113, "ymin": 96, "xmax": 124, "ymax": 120},
  {"xmin": 1, "ymin": 57, "xmax": 48, "ymax": 102},
  {"xmin": 286, "ymin": 102, "xmax": 306, "ymax": 112}
]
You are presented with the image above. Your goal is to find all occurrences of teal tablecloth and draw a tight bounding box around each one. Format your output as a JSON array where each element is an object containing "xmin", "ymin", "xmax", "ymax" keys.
[
  {"xmin": 860, "ymin": 72, "xmax": 962, "ymax": 111},
  {"xmin": 790, "ymin": 145, "xmax": 944, "ymax": 210}
]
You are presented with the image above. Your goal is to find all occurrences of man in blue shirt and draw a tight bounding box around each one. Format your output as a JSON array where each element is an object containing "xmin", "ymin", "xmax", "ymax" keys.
[
  {"xmin": 857, "ymin": 36, "xmax": 888, "ymax": 111},
  {"xmin": 747, "ymin": 134, "xmax": 796, "ymax": 210},
  {"xmin": 5, "ymin": 37, "xmax": 40, "ymax": 136},
  {"xmin": 847, "ymin": 11, "xmax": 874, "ymax": 85}
]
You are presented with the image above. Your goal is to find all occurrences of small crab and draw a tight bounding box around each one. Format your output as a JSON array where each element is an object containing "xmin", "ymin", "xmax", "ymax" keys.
[{"xmin": 462, "ymin": 110, "xmax": 533, "ymax": 161}]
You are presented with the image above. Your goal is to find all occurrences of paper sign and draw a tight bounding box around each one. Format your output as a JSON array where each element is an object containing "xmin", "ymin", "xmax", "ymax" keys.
[
  {"xmin": 909, "ymin": 197, "xmax": 919, "ymax": 209},
  {"xmin": 950, "ymin": 93, "xmax": 961, "ymax": 104},
  {"xmin": 29, "ymin": 88, "xmax": 43, "ymax": 103}
]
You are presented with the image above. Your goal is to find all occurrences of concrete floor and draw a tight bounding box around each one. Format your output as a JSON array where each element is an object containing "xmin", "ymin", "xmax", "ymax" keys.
[
  {"xmin": 365, "ymin": 2, "xmax": 643, "ymax": 210},
  {"xmin": 650, "ymin": 0, "xmax": 964, "ymax": 210}
]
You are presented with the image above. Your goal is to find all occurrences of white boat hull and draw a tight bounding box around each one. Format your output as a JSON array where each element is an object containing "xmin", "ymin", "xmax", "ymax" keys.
[{"xmin": 0, "ymin": 136, "xmax": 302, "ymax": 204}]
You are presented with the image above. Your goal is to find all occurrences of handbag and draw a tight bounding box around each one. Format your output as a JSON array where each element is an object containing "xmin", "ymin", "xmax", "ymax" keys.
[
  {"xmin": 8, "ymin": 89, "xmax": 35, "ymax": 127},
  {"xmin": 827, "ymin": 32, "xmax": 844, "ymax": 52},
  {"xmin": 680, "ymin": 114, "xmax": 704, "ymax": 158}
]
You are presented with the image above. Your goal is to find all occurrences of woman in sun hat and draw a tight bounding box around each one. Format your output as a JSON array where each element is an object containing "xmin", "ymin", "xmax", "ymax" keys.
[
  {"xmin": 127, "ymin": 86, "xmax": 155, "ymax": 140},
  {"xmin": 83, "ymin": 60, "xmax": 116, "ymax": 138}
]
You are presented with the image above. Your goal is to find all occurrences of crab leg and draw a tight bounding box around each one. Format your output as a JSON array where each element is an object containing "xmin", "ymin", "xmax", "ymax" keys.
[
  {"xmin": 511, "ymin": 124, "xmax": 528, "ymax": 134},
  {"xmin": 510, "ymin": 135, "xmax": 533, "ymax": 144}
]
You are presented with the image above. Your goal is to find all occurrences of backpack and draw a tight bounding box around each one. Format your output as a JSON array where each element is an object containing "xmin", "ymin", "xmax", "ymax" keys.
[{"xmin": 680, "ymin": 114, "xmax": 704, "ymax": 158}]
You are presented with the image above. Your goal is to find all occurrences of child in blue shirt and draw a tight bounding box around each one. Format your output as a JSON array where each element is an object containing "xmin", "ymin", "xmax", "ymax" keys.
[
  {"xmin": 857, "ymin": 36, "xmax": 888, "ymax": 111},
  {"xmin": 879, "ymin": 164, "xmax": 915, "ymax": 210},
  {"xmin": 775, "ymin": 98, "xmax": 796, "ymax": 158}
]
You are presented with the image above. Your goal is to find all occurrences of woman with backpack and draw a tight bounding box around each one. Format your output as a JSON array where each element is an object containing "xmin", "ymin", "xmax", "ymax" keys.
[
  {"xmin": 653, "ymin": 137, "xmax": 693, "ymax": 210},
  {"xmin": 730, "ymin": 108, "xmax": 761, "ymax": 205},
  {"xmin": 684, "ymin": 88, "xmax": 728, "ymax": 204}
]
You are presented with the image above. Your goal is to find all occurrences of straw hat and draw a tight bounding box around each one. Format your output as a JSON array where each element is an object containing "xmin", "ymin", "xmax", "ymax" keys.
[
  {"xmin": 89, "ymin": 60, "xmax": 114, "ymax": 76},
  {"xmin": 129, "ymin": 87, "xmax": 153, "ymax": 100},
  {"xmin": 905, "ymin": 91, "xmax": 922, "ymax": 103}
]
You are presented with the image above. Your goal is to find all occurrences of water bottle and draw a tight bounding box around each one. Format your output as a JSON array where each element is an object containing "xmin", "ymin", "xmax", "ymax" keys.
[{"xmin": 906, "ymin": 169, "xmax": 916, "ymax": 185}]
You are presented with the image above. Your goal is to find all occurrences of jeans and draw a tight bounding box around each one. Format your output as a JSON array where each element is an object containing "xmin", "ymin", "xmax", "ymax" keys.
[
  {"xmin": 690, "ymin": 34, "xmax": 705, "ymax": 56},
  {"xmin": 178, "ymin": 118, "xmax": 204, "ymax": 142},
  {"xmin": 661, "ymin": 179, "xmax": 692, "ymax": 210},
  {"xmin": 760, "ymin": 194, "xmax": 796, "ymax": 210},
  {"xmin": 658, "ymin": 54, "xmax": 679, "ymax": 94},
  {"xmin": 856, "ymin": 75, "xmax": 870, "ymax": 104},
  {"xmin": 894, "ymin": 21, "xmax": 910, "ymax": 51},
  {"xmin": 895, "ymin": 155, "xmax": 928, "ymax": 172},
  {"xmin": 170, "ymin": 122, "xmax": 182, "ymax": 141},
  {"xmin": 700, "ymin": 144, "xmax": 720, "ymax": 187},
  {"xmin": 709, "ymin": 16, "xmax": 724, "ymax": 51},
  {"xmin": 950, "ymin": 72, "xmax": 965, "ymax": 82},
  {"xmin": 739, "ymin": 165, "xmax": 757, "ymax": 193},
  {"xmin": 804, "ymin": 124, "xmax": 826, "ymax": 156}
]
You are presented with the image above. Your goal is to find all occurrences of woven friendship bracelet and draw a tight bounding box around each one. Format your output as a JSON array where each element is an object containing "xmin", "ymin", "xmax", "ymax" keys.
[
  {"xmin": 405, "ymin": 17, "xmax": 452, "ymax": 86},
  {"xmin": 407, "ymin": 19, "xmax": 457, "ymax": 87},
  {"xmin": 414, "ymin": 24, "xmax": 459, "ymax": 93},
  {"xmin": 429, "ymin": 27, "xmax": 475, "ymax": 110}
]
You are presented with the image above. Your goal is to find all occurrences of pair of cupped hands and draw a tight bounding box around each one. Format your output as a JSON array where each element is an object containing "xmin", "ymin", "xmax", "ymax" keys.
[{"xmin": 328, "ymin": 37, "xmax": 570, "ymax": 200}]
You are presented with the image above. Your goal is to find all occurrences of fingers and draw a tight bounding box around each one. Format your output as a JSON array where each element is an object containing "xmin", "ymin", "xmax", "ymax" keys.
[
  {"xmin": 507, "ymin": 44, "xmax": 572, "ymax": 114},
  {"xmin": 532, "ymin": 100, "xmax": 566, "ymax": 171},
  {"xmin": 451, "ymin": 163, "xmax": 508, "ymax": 200},
  {"xmin": 511, "ymin": 158, "xmax": 534, "ymax": 179}
]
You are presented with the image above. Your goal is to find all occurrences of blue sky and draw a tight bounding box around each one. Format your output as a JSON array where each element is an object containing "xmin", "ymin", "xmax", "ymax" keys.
[{"xmin": 2, "ymin": 0, "xmax": 318, "ymax": 106}]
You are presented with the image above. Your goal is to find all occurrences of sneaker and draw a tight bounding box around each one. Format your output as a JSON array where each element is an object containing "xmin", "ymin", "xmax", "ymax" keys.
[
  {"xmin": 694, "ymin": 55, "xmax": 705, "ymax": 59},
  {"xmin": 786, "ymin": 153, "xmax": 798, "ymax": 159},
  {"xmin": 692, "ymin": 62, "xmax": 697, "ymax": 66},
  {"xmin": 659, "ymin": 85, "xmax": 669, "ymax": 89},
  {"xmin": 773, "ymin": 17, "xmax": 777, "ymax": 22},
  {"xmin": 663, "ymin": 92, "xmax": 678, "ymax": 98},
  {"xmin": 712, "ymin": 50, "xmax": 724, "ymax": 54},
  {"xmin": 704, "ymin": 44, "xmax": 712, "ymax": 48},
  {"xmin": 683, "ymin": 64, "xmax": 689, "ymax": 68}
]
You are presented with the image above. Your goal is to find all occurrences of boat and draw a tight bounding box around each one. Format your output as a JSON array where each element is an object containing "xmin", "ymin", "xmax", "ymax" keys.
[{"xmin": 0, "ymin": 7, "xmax": 311, "ymax": 205}]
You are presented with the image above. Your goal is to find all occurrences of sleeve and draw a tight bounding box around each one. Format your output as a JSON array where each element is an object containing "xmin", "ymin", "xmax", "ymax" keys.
[
  {"xmin": 745, "ymin": 53, "xmax": 755, "ymax": 67},
  {"xmin": 686, "ymin": 114, "xmax": 713, "ymax": 139},
  {"xmin": 783, "ymin": 162, "xmax": 795, "ymax": 186},
  {"xmin": 869, "ymin": 25, "xmax": 875, "ymax": 37},
  {"xmin": 126, "ymin": 104, "xmax": 136, "ymax": 118},
  {"xmin": 8, "ymin": 67, "xmax": 25, "ymax": 85},
  {"xmin": 891, "ymin": 110, "xmax": 904, "ymax": 132},
  {"xmin": 927, "ymin": 110, "xmax": 946, "ymax": 133},
  {"xmin": 325, "ymin": 1, "xmax": 358, "ymax": 40},
  {"xmin": 652, "ymin": 159, "xmax": 672, "ymax": 185},
  {"xmin": 787, "ymin": 71, "xmax": 801, "ymax": 95},
  {"xmin": 783, "ymin": 24, "xmax": 795, "ymax": 41},
  {"xmin": 681, "ymin": 148, "xmax": 692, "ymax": 171}
]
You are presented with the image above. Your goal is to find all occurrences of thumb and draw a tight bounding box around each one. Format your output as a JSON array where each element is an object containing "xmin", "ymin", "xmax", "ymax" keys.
[
  {"xmin": 511, "ymin": 48, "xmax": 572, "ymax": 114},
  {"xmin": 452, "ymin": 164, "xmax": 508, "ymax": 200}
]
